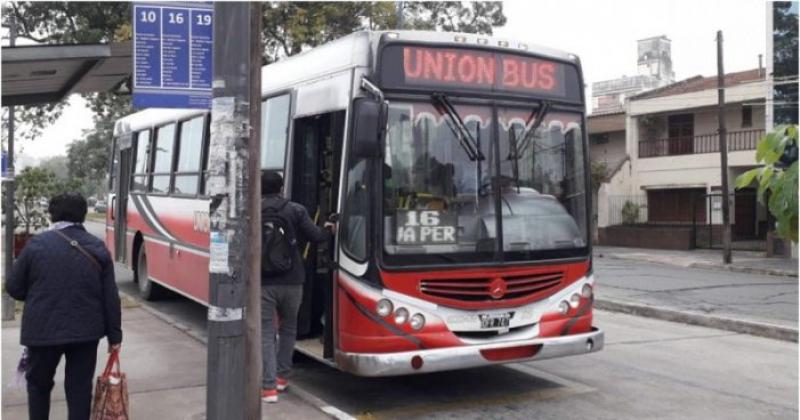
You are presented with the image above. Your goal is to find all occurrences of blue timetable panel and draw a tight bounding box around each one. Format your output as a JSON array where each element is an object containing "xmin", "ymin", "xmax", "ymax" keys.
[{"xmin": 133, "ymin": 3, "xmax": 213, "ymax": 109}]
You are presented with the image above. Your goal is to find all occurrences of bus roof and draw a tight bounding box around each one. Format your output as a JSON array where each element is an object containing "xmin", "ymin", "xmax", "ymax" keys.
[
  {"xmin": 260, "ymin": 30, "xmax": 580, "ymax": 96},
  {"xmin": 116, "ymin": 31, "xmax": 580, "ymax": 135},
  {"xmin": 114, "ymin": 108, "xmax": 205, "ymax": 136}
]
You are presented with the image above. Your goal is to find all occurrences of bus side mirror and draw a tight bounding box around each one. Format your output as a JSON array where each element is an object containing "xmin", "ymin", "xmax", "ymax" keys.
[{"xmin": 352, "ymin": 98, "xmax": 386, "ymax": 159}]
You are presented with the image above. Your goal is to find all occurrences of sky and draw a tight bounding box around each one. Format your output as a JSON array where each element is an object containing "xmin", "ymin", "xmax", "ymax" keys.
[{"xmin": 19, "ymin": 0, "xmax": 769, "ymax": 161}]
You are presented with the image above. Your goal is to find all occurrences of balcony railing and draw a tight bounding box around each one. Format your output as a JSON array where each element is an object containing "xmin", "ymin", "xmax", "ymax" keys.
[{"xmin": 639, "ymin": 129, "xmax": 765, "ymax": 158}]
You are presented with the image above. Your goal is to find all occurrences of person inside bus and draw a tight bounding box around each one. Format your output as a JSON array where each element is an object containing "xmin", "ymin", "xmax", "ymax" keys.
[
  {"xmin": 6, "ymin": 192, "xmax": 123, "ymax": 420},
  {"xmin": 260, "ymin": 170, "xmax": 335, "ymax": 403}
]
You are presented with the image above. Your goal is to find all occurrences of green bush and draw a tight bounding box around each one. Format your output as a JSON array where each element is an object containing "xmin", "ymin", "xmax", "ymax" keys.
[{"xmin": 621, "ymin": 200, "xmax": 640, "ymax": 225}]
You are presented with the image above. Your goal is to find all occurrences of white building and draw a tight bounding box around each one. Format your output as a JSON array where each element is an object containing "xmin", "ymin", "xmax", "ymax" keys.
[
  {"xmin": 597, "ymin": 68, "xmax": 769, "ymax": 249},
  {"xmin": 591, "ymin": 36, "xmax": 675, "ymax": 114}
]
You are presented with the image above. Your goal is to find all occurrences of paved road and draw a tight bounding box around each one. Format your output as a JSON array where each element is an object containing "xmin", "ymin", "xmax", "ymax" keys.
[
  {"xmin": 85, "ymin": 222, "xmax": 798, "ymax": 419},
  {"xmin": 595, "ymin": 257, "xmax": 798, "ymax": 328}
]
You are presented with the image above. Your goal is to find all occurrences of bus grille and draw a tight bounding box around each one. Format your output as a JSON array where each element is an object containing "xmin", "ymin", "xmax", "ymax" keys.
[{"xmin": 419, "ymin": 272, "xmax": 564, "ymax": 302}]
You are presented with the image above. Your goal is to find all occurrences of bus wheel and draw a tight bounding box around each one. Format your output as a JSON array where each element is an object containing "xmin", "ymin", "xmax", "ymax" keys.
[{"xmin": 136, "ymin": 246, "xmax": 165, "ymax": 300}]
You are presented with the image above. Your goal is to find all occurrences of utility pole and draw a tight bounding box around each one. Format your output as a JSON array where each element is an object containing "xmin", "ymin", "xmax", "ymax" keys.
[
  {"xmin": 206, "ymin": 3, "xmax": 262, "ymax": 419},
  {"xmin": 716, "ymin": 30, "xmax": 732, "ymax": 264},
  {"xmin": 3, "ymin": 13, "xmax": 17, "ymax": 321},
  {"xmin": 244, "ymin": 3, "xmax": 263, "ymax": 418}
]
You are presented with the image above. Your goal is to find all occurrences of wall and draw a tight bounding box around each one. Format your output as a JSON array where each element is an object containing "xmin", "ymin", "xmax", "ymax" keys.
[{"xmin": 589, "ymin": 131, "xmax": 626, "ymax": 169}]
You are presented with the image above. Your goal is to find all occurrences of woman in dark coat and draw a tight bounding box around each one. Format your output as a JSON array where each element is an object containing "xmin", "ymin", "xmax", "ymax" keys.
[{"xmin": 6, "ymin": 192, "xmax": 122, "ymax": 420}]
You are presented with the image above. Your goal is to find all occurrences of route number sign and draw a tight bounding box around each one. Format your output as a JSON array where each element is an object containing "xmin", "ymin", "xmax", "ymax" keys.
[{"xmin": 132, "ymin": 2, "xmax": 213, "ymax": 109}]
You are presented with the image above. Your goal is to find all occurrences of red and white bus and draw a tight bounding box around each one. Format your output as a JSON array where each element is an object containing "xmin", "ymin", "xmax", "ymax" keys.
[{"xmin": 107, "ymin": 30, "xmax": 603, "ymax": 376}]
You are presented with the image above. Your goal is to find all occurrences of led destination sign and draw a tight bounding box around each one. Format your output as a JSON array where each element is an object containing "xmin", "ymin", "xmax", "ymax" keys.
[{"xmin": 380, "ymin": 45, "xmax": 582, "ymax": 102}]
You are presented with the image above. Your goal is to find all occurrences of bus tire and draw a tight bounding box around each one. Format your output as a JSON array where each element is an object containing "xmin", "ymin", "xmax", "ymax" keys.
[{"xmin": 135, "ymin": 245, "xmax": 165, "ymax": 301}]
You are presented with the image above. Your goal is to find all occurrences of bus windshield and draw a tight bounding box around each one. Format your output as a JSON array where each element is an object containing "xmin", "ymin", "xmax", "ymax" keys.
[{"xmin": 382, "ymin": 101, "xmax": 588, "ymax": 265}]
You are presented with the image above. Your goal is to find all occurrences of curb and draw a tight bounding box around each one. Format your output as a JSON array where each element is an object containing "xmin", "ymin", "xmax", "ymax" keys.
[
  {"xmin": 118, "ymin": 291, "xmax": 352, "ymax": 420},
  {"xmin": 689, "ymin": 261, "xmax": 798, "ymax": 278},
  {"xmin": 597, "ymin": 253, "xmax": 798, "ymax": 278},
  {"xmin": 595, "ymin": 298, "xmax": 799, "ymax": 342}
]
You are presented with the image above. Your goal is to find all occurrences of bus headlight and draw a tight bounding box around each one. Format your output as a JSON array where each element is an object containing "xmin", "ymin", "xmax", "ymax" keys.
[
  {"xmin": 570, "ymin": 293, "xmax": 581, "ymax": 308},
  {"xmin": 409, "ymin": 313, "xmax": 426, "ymax": 330},
  {"xmin": 558, "ymin": 301, "xmax": 570, "ymax": 315},
  {"xmin": 376, "ymin": 299, "xmax": 393, "ymax": 317},
  {"xmin": 394, "ymin": 307, "xmax": 410, "ymax": 324},
  {"xmin": 581, "ymin": 284, "xmax": 593, "ymax": 298}
]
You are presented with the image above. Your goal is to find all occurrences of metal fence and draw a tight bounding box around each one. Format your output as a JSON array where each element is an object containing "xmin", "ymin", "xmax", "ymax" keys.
[
  {"xmin": 606, "ymin": 195, "xmax": 648, "ymax": 226},
  {"xmin": 639, "ymin": 129, "xmax": 764, "ymax": 158}
]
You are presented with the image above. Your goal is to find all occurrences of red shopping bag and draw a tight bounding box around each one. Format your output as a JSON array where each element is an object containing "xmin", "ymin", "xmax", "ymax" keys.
[{"xmin": 91, "ymin": 350, "xmax": 129, "ymax": 420}]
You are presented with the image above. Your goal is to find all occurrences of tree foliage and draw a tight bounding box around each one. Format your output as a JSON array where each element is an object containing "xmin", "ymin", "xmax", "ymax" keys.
[
  {"xmin": 5, "ymin": 1, "xmax": 506, "ymax": 189},
  {"xmin": 262, "ymin": 2, "xmax": 506, "ymax": 62},
  {"xmin": 736, "ymin": 125, "xmax": 798, "ymax": 242},
  {"xmin": 14, "ymin": 166, "xmax": 80, "ymax": 234}
]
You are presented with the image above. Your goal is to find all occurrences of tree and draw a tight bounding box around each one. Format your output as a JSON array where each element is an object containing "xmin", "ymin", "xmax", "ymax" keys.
[
  {"xmin": 13, "ymin": 166, "xmax": 79, "ymax": 234},
  {"xmin": 262, "ymin": 2, "xmax": 506, "ymax": 62},
  {"xmin": 38, "ymin": 155, "xmax": 69, "ymax": 179},
  {"xmin": 2, "ymin": 2, "xmax": 132, "ymax": 142},
  {"xmin": 736, "ymin": 125, "xmax": 798, "ymax": 242}
]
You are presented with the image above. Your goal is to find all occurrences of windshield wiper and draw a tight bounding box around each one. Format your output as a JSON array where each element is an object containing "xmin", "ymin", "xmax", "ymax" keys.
[
  {"xmin": 432, "ymin": 93, "xmax": 485, "ymax": 161},
  {"xmin": 514, "ymin": 101, "xmax": 552, "ymax": 159}
]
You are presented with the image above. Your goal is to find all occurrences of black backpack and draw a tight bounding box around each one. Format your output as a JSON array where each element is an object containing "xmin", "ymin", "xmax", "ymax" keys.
[{"xmin": 262, "ymin": 199, "xmax": 296, "ymax": 276}]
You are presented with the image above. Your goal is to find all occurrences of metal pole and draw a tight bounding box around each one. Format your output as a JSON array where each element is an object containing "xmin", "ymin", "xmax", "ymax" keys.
[
  {"xmin": 716, "ymin": 30, "xmax": 732, "ymax": 264},
  {"xmin": 243, "ymin": 2, "xmax": 262, "ymax": 419},
  {"xmin": 3, "ymin": 13, "xmax": 17, "ymax": 321},
  {"xmin": 206, "ymin": 3, "xmax": 259, "ymax": 418}
]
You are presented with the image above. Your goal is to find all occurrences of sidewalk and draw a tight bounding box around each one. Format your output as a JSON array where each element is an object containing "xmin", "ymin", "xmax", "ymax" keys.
[
  {"xmin": 594, "ymin": 246, "xmax": 798, "ymax": 341},
  {"xmin": 595, "ymin": 245, "xmax": 798, "ymax": 277},
  {"xmin": 1, "ymin": 298, "xmax": 329, "ymax": 420}
]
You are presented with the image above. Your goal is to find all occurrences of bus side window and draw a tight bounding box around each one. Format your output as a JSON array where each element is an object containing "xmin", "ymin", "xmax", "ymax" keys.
[
  {"xmin": 132, "ymin": 129, "xmax": 151, "ymax": 192},
  {"xmin": 174, "ymin": 116, "xmax": 205, "ymax": 195},
  {"xmin": 341, "ymin": 158, "xmax": 369, "ymax": 261},
  {"xmin": 151, "ymin": 123, "xmax": 177, "ymax": 194},
  {"xmin": 261, "ymin": 94, "xmax": 291, "ymax": 170}
]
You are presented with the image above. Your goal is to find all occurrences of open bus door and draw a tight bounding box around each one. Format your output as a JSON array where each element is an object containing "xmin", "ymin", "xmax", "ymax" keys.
[
  {"xmin": 290, "ymin": 111, "xmax": 344, "ymax": 361},
  {"xmin": 113, "ymin": 134, "xmax": 133, "ymax": 264}
]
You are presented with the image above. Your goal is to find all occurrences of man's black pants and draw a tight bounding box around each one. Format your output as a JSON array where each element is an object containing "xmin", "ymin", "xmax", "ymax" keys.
[{"xmin": 26, "ymin": 340, "xmax": 99, "ymax": 420}]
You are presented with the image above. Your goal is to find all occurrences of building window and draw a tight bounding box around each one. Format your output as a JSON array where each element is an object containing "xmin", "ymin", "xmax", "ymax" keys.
[
  {"xmin": 667, "ymin": 114, "xmax": 694, "ymax": 155},
  {"xmin": 741, "ymin": 105, "xmax": 753, "ymax": 128},
  {"xmin": 590, "ymin": 133, "xmax": 609, "ymax": 145}
]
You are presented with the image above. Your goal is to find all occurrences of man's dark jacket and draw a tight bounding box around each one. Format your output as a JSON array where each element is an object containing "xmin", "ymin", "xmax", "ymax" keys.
[
  {"xmin": 7, "ymin": 225, "xmax": 123, "ymax": 347},
  {"xmin": 262, "ymin": 195, "xmax": 330, "ymax": 286}
]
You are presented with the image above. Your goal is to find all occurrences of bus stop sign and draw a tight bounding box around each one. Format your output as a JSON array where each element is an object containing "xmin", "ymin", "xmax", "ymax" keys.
[{"xmin": 132, "ymin": 2, "xmax": 213, "ymax": 109}]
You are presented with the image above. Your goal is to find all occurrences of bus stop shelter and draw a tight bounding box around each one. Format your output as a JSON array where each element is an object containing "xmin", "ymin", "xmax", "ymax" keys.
[
  {"xmin": 1, "ymin": 41, "xmax": 132, "ymax": 320},
  {"xmin": 2, "ymin": 41, "xmax": 131, "ymax": 106}
]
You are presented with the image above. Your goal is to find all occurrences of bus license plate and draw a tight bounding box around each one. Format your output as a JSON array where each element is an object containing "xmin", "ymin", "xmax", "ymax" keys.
[{"xmin": 479, "ymin": 312, "xmax": 514, "ymax": 329}]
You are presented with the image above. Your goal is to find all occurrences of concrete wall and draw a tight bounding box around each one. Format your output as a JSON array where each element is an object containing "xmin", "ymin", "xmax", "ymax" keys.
[{"xmin": 589, "ymin": 131, "xmax": 627, "ymax": 169}]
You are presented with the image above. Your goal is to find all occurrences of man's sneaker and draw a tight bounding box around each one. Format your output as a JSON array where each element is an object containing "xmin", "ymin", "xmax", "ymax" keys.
[
  {"xmin": 277, "ymin": 377, "xmax": 289, "ymax": 391},
  {"xmin": 261, "ymin": 389, "xmax": 278, "ymax": 403}
]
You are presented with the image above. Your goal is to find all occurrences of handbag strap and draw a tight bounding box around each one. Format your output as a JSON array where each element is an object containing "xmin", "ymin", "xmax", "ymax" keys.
[
  {"xmin": 53, "ymin": 229, "xmax": 101, "ymax": 272},
  {"xmin": 102, "ymin": 350, "xmax": 121, "ymax": 378}
]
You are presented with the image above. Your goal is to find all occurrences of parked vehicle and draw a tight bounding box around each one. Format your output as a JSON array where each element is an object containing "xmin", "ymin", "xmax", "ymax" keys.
[
  {"xmin": 105, "ymin": 30, "xmax": 601, "ymax": 376},
  {"xmin": 94, "ymin": 200, "xmax": 107, "ymax": 213}
]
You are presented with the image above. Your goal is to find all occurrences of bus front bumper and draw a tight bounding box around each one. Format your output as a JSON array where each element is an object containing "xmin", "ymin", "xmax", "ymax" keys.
[{"xmin": 335, "ymin": 327, "xmax": 604, "ymax": 377}]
